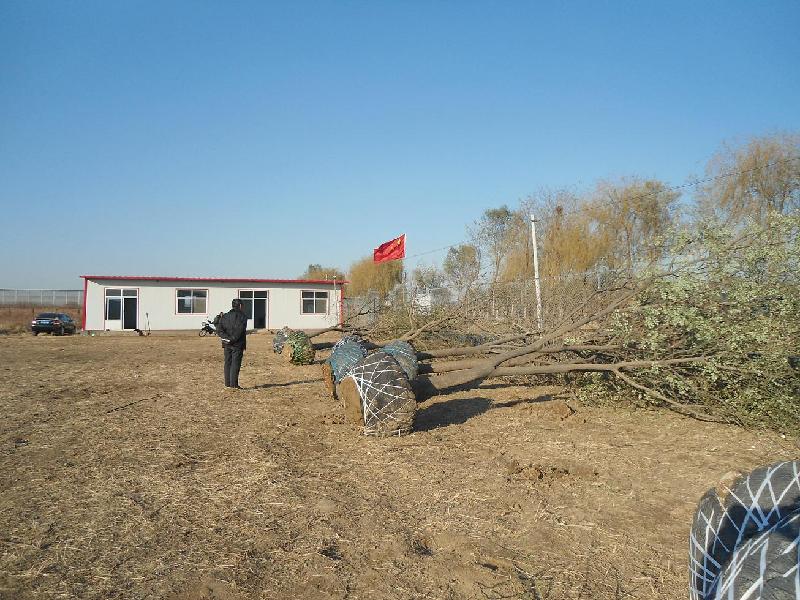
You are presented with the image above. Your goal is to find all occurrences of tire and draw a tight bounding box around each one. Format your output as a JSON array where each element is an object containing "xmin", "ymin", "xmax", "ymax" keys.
[
  {"xmin": 32, "ymin": 331, "xmax": 39, "ymax": 336},
  {"xmin": 199, "ymin": 329, "xmax": 207, "ymax": 337},
  {"xmin": 53, "ymin": 327, "xmax": 63, "ymax": 336}
]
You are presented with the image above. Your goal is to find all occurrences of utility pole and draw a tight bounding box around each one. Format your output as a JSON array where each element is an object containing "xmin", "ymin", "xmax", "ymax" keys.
[{"xmin": 530, "ymin": 214, "xmax": 543, "ymax": 331}]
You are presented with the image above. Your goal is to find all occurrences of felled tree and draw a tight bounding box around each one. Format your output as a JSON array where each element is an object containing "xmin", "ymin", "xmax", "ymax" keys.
[
  {"xmin": 578, "ymin": 213, "xmax": 800, "ymax": 430},
  {"xmin": 354, "ymin": 214, "xmax": 797, "ymax": 429}
]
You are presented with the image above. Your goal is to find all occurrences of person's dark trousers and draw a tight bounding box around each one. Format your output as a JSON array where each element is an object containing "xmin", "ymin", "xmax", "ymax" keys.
[{"xmin": 224, "ymin": 345, "xmax": 244, "ymax": 388}]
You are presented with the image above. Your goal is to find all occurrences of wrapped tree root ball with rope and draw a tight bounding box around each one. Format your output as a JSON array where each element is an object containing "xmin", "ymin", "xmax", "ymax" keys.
[
  {"xmin": 332, "ymin": 334, "xmax": 366, "ymax": 353},
  {"xmin": 336, "ymin": 351, "xmax": 416, "ymax": 436},
  {"xmin": 272, "ymin": 326, "xmax": 292, "ymax": 354},
  {"xmin": 689, "ymin": 460, "xmax": 800, "ymax": 600},
  {"xmin": 381, "ymin": 340, "xmax": 419, "ymax": 380},
  {"xmin": 281, "ymin": 331, "xmax": 316, "ymax": 365},
  {"xmin": 322, "ymin": 339, "xmax": 369, "ymax": 399}
]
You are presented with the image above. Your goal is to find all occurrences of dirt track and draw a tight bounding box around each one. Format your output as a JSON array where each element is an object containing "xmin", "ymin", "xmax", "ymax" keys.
[{"xmin": 0, "ymin": 333, "xmax": 794, "ymax": 599}]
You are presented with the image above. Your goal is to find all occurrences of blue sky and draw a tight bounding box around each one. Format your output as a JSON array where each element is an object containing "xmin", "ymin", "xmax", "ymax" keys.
[{"xmin": 1, "ymin": 1, "xmax": 798, "ymax": 288}]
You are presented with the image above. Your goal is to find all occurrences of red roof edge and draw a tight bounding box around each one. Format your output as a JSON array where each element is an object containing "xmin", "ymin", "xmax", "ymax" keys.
[{"xmin": 81, "ymin": 275, "xmax": 349, "ymax": 285}]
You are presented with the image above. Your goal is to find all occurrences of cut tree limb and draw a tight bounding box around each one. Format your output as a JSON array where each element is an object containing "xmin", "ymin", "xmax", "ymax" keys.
[
  {"xmin": 412, "ymin": 356, "xmax": 712, "ymax": 401},
  {"xmin": 417, "ymin": 344, "xmax": 622, "ymax": 374}
]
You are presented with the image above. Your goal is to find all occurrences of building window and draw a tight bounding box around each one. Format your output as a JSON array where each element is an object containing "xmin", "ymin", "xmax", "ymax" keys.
[
  {"xmin": 302, "ymin": 290, "xmax": 328, "ymax": 314},
  {"xmin": 176, "ymin": 289, "xmax": 207, "ymax": 314},
  {"xmin": 106, "ymin": 297, "xmax": 121, "ymax": 320}
]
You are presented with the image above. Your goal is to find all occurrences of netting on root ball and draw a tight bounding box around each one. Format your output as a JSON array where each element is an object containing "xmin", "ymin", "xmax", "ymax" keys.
[
  {"xmin": 381, "ymin": 340, "xmax": 418, "ymax": 380},
  {"xmin": 282, "ymin": 331, "xmax": 316, "ymax": 365},
  {"xmin": 332, "ymin": 334, "xmax": 366, "ymax": 353},
  {"xmin": 338, "ymin": 351, "xmax": 416, "ymax": 437},
  {"xmin": 329, "ymin": 341, "xmax": 369, "ymax": 382},
  {"xmin": 322, "ymin": 341, "xmax": 369, "ymax": 399},
  {"xmin": 272, "ymin": 327, "xmax": 292, "ymax": 353},
  {"xmin": 689, "ymin": 460, "xmax": 800, "ymax": 600}
]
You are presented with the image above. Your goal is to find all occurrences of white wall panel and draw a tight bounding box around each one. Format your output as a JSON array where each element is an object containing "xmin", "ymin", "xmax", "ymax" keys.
[{"xmin": 83, "ymin": 278, "xmax": 343, "ymax": 331}]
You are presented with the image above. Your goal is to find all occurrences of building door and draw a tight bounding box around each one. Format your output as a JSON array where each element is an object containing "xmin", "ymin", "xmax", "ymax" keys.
[
  {"xmin": 105, "ymin": 288, "xmax": 138, "ymax": 331},
  {"xmin": 123, "ymin": 297, "xmax": 138, "ymax": 330},
  {"xmin": 238, "ymin": 290, "xmax": 268, "ymax": 330}
]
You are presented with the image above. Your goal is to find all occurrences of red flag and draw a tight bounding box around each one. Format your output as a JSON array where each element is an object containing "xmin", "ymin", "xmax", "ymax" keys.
[{"xmin": 373, "ymin": 234, "xmax": 406, "ymax": 263}]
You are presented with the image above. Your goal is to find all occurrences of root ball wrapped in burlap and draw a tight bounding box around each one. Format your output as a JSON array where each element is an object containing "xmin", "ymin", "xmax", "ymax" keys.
[
  {"xmin": 381, "ymin": 340, "xmax": 418, "ymax": 380},
  {"xmin": 282, "ymin": 331, "xmax": 316, "ymax": 365},
  {"xmin": 337, "ymin": 351, "xmax": 416, "ymax": 436},
  {"xmin": 272, "ymin": 327, "xmax": 292, "ymax": 354}
]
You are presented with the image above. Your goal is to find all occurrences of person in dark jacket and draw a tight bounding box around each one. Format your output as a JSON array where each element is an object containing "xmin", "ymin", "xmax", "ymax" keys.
[{"xmin": 217, "ymin": 299, "xmax": 248, "ymax": 388}]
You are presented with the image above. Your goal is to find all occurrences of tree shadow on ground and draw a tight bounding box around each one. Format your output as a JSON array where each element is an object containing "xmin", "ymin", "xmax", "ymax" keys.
[
  {"xmin": 250, "ymin": 379, "xmax": 320, "ymax": 389},
  {"xmin": 415, "ymin": 393, "xmax": 555, "ymax": 431}
]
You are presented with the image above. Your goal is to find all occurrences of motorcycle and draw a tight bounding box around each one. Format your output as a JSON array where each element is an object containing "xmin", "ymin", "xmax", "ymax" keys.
[{"xmin": 199, "ymin": 313, "xmax": 223, "ymax": 337}]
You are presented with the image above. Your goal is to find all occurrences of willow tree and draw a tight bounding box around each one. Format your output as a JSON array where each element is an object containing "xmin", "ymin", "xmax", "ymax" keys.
[
  {"xmin": 300, "ymin": 264, "xmax": 346, "ymax": 280},
  {"xmin": 697, "ymin": 132, "xmax": 800, "ymax": 225},
  {"xmin": 469, "ymin": 205, "xmax": 515, "ymax": 284},
  {"xmin": 411, "ymin": 266, "xmax": 444, "ymax": 292},
  {"xmin": 442, "ymin": 244, "xmax": 480, "ymax": 298},
  {"xmin": 347, "ymin": 256, "xmax": 403, "ymax": 298},
  {"xmin": 504, "ymin": 190, "xmax": 612, "ymax": 280},
  {"xmin": 588, "ymin": 178, "xmax": 681, "ymax": 273}
]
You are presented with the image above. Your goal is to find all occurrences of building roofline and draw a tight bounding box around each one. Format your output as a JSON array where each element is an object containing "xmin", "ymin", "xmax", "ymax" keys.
[{"xmin": 80, "ymin": 275, "xmax": 349, "ymax": 285}]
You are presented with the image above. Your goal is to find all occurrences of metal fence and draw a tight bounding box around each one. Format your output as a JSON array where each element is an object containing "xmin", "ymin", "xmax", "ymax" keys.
[
  {"xmin": 342, "ymin": 291, "xmax": 383, "ymax": 329},
  {"xmin": 0, "ymin": 289, "xmax": 84, "ymax": 307},
  {"xmin": 342, "ymin": 269, "xmax": 627, "ymax": 332}
]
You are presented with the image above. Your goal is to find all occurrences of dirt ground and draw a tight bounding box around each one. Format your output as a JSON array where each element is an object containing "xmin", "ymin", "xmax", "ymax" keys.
[{"xmin": 0, "ymin": 333, "xmax": 795, "ymax": 599}]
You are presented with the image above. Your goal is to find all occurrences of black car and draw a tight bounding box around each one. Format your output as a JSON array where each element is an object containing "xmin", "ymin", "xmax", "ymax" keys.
[{"xmin": 31, "ymin": 313, "xmax": 77, "ymax": 336}]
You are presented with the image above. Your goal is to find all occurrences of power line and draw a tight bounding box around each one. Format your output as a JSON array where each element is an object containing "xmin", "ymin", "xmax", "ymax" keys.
[
  {"xmin": 402, "ymin": 155, "xmax": 800, "ymax": 261},
  {"xmin": 405, "ymin": 243, "xmax": 463, "ymax": 260},
  {"xmin": 557, "ymin": 155, "xmax": 800, "ymax": 219}
]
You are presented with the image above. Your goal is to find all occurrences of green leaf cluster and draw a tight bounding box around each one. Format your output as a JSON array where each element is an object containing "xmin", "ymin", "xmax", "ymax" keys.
[{"xmin": 581, "ymin": 214, "xmax": 800, "ymax": 431}]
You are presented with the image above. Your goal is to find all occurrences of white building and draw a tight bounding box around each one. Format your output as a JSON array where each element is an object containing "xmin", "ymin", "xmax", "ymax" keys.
[{"xmin": 81, "ymin": 276, "xmax": 345, "ymax": 332}]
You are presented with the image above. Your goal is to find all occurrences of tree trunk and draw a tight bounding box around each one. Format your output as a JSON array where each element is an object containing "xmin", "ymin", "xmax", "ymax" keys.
[
  {"xmin": 412, "ymin": 356, "xmax": 709, "ymax": 402},
  {"xmin": 416, "ymin": 332, "xmax": 530, "ymax": 360},
  {"xmin": 416, "ymin": 344, "xmax": 621, "ymax": 374}
]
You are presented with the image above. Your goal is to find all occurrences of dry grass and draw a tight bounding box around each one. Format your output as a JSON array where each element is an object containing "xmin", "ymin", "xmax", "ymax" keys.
[
  {"xmin": 0, "ymin": 305, "xmax": 82, "ymax": 334},
  {"xmin": 0, "ymin": 333, "xmax": 794, "ymax": 599}
]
